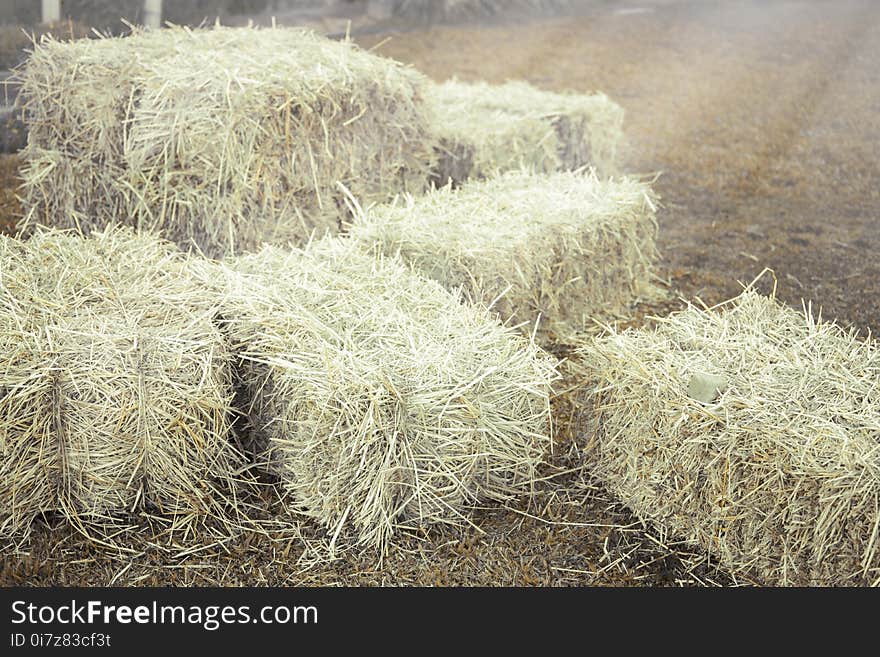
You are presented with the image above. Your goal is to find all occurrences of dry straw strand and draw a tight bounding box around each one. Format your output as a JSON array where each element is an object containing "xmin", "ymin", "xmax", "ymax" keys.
[
  {"xmin": 351, "ymin": 170, "xmax": 659, "ymax": 344},
  {"xmin": 193, "ymin": 236, "xmax": 559, "ymax": 553},
  {"xmin": 580, "ymin": 290, "xmax": 880, "ymax": 586}
]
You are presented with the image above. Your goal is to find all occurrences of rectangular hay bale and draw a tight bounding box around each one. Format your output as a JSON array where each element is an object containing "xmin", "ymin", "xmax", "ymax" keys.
[
  {"xmin": 350, "ymin": 170, "xmax": 659, "ymax": 343},
  {"xmin": 426, "ymin": 79, "xmax": 623, "ymax": 185},
  {"xmin": 0, "ymin": 228, "xmax": 240, "ymax": 543},
  {"xmin": 581, "ymin": 290, "xmax": 880, "ymax": 586},
  {"xmin": 16, "ymin": 26, "xmax": 436, "ymax": 257},
  {"xmin": 198, "ymin": 236, "xmax": 559, "ymax": 551}
]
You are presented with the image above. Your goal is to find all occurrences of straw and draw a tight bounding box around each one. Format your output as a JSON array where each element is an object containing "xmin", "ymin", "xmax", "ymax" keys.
[
  {"xmin": 0, "ymin": 227, "xmax": 242, "ymax": 544},
  {"xmin": 193, "ymin": 236, "xmax": 559, "ymax": 552},
  {"xmin": 579, "ymin": 289, "xmax": 880, "ymax": 586},
  {"xmin": 15, "ymin": 26, "xmax": 436, "ymax": 256},
  {"xmin": 426, "ymin": 79, "xmax": 623, "ymax": 185},
  {"xmin": 351, "ymin": 170, "xmax": 659, "ymax": 343}
]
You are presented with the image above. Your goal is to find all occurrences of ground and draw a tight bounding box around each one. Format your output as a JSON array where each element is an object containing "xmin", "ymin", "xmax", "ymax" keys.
[{"xmin": 1, "ymin": 0, "xmax": 878, "ymax": 586}]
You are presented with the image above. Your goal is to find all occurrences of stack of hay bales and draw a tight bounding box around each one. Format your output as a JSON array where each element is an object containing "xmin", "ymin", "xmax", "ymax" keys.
[
  {"xmin": 581, "ymin": 290, "xmax": 880, "ymax": 586},
  {"xmin": 16, "ymin": 26, "xmax": 436, "ymax": 257},
  {"xmin": 351, "ymin": 170, "xmax": 659, "ymax": 343},
  {"xmin": 0, "ymin": 227, "xmax": 241, "ymax": 542},
  {"xmin": 426, "ymin": 79, "xmax": 623, "ymax": 185},
  {"xmin": 197, "ymin": 237, "xmax": 559, "ymax": 551}
]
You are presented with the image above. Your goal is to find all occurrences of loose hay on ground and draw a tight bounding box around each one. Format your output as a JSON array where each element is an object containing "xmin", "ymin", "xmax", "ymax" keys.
[
  {"xmin": 0, "ymin": 227, "xmax": 242, "ymax": 544},
  {"xmin": 579, "ymin": 289, "xmax": 880, "ymax": 586},
  {"xmin": 16, "ymin": 26, "xmax": 436, "ymax": 257},
  {"xmin": 197, "ymin": 236, "xmax": 559, "ymax": 552},
  {"xmin": 351, "ymin": 170, "xmax": 659, "ymax": 343},
  {"xmin": 426, "ymin": 79, "xmax": 623, "ymax": 185}
]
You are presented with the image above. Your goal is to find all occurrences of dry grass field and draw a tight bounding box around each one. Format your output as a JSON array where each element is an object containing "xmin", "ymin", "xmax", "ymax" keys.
[{"xmin": 1, "ymin": 0, "xmax": 878, "ymax": 586}]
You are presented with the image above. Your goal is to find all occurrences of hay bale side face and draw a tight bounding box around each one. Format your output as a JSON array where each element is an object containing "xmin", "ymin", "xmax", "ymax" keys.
[
  {"xmin": 351, "ymin": 170, "xmax": 659, "ymax": 343},
  {"xmin": 581, "ymin": 291, "xmax": 880, "ymax": 586},
  {"xmin": 426, "ymin": 80, "xmax": 623, "ymax": 185},
  {"xmin": 0, "ymin": 332, "xmax": 54, "ymax": 538},
  {"xmin": 17, "ymin": 27, "xmax": 437, "ymax": 257},
  {"xmin": 49, "ymin": 311, "xmax": 235, "ymax": 519},
  {"xmin": 209, "ymin": 237, "xmax": 559, "ymax": 550},
  {"xmin": 0, "ymin": 228, "xmax": 239, "ymax": 541}
]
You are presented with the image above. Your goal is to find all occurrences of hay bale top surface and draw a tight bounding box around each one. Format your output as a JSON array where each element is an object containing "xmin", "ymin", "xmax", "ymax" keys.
[
  {"xmin": 21, "ymin": 25, "xmax": 427, "ymax": 154},
  {"xmin": 590, "ymin": 289, "xmax": 880, "ymax": 469},
  {"xmin": 429, "ymin": 78, "xmax": 613, "ymax": 119},
  {"xmin": 594, "ymin": 291, "xmax": 880, "ymax": 424},
  {"xmin": 23, "ymin": 26, "xmax": 423, "ymax": 89},
  {"xmin": 426, "ymin": 78, "xmax": 620, "ymax": 143},
  {"xmin": 584, "ymin": 290, "xmax": 880, "ymax": 585},
  {"xmin": 219, "ymin": 236, "xmax": 556, "ymax": 370},
  {"xmin": 0, "ymin": 226, "xmax": 205, "ymax": 324},
  {"xmin": 355, "ymin": 169, "xmax": 654, "ymax": 248}
]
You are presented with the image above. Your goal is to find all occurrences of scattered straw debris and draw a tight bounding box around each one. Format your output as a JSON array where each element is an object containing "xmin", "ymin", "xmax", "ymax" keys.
[
  {"xmin": 195, "ymin": 236, "xmax": 559, "ymax": 553},
  {"xmin": 426, "ymin": 79, "xmax": 623, "ymax": 185},
  {"xmin": 16, "ymin": 26, "xmax": 436, "ymax": 257},
  {"xmin": 0, "ymin": 227, "xmax": 243, "ymax": 545},
  {"xmin": 351, "ymin": 170, "xmax": 659, "ymax": 343},
  {"xmin": 579, "ymin": 288, "xmax": 880, "ymax": 586}
]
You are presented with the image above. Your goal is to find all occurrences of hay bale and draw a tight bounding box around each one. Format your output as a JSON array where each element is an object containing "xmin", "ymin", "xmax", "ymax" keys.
[
  {"xmin": 200, "ymin": 236, "xmax": 558, "ymax": 551},
  {"xmin": 0, "ymin": 227, "xmax": 240, "ymax": 541},
  {"xmin": 426, "ymin": 79, "xmax": 623, "ymax": 185},
  {"xmin": 351, "ymin": 170, "xmax": 659, "ymax": 343},
  {"xmin": 581, "ymin": 290, "xmax": 880, "ymax": 586},
  {"xmin": 16, "ymin": 26, "xmax": 436, "ymax": 257}
]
